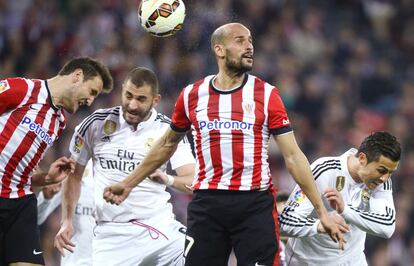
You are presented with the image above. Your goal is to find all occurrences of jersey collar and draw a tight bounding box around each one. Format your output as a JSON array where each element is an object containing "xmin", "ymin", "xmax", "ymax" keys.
[{"xmin": 341, "ymin": 148, "xmax": 359, "ymax": 185}]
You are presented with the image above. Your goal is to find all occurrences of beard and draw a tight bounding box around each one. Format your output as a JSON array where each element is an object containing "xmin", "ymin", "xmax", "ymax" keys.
[
  {"xmin": 225, "ymin": 56, "xmax": 253, "ymax": 74},
  {"xmin": 122, "ymin": 104, "xmax": 153, "ymax": 127}
]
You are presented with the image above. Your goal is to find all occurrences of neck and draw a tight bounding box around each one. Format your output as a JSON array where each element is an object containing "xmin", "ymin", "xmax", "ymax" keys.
[
  {"xmin": 347, "ymin": 156, "xmax": 362, "ymax": 183},
  {"xmin": 47, "ymin": 76, "xmax": 67, "ymax": 108},
  {"xmin": 214, "ymin": 70, "xmax": 245, "ymax": 91}
]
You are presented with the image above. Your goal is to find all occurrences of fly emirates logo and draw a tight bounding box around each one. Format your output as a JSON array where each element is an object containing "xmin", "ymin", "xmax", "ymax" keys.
[
  {"xmin": 199, "ymin": 119, "xmax": 253, "ymax": 131},
  {"xmin": 21, "ymin": 116, "xmax": 54, "ymax": 146}
]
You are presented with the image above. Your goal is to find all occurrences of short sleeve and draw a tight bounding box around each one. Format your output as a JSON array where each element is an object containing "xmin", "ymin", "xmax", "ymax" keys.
[
  {"xmin": 0, "ymin": 78, "xmax": 29, "ymax": 114},
  {"xmin": 69, "ymin": 120, "xmax": 94, "ymax": 166},
  {"xmin": 171, "ymin": 89, "xmax": 191, "ymax": 132},
  {"xmin": 268, "ymin": 88, "xmax": 292, "ymax": 135}
]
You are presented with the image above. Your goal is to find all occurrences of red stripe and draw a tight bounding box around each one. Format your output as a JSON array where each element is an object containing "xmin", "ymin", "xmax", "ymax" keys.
[
  {"xmin": 251, "ymin": 78, "xmax": 265, "ymax": 189},
  {"xmin": 206, "ymin": 86, "xmax": 222, "ymax": 190},
  {"xmin": 270, "ymin": 187, "xmax": 280, "ymax": 266},
  {"xmin": 0, "ymin": 79, "xmax": 33, "ymax": 154},
  {"xmin": 2, "ymin": 102, "xmax": 49, "ymax": 198},
  {"xmin": 229, "ymin": 89, "xmax": 244, "ymax": 190},
  {"xmin": 187, "ymin": 80, "xmax": 206, "ymax": 190},
  {"xmin": 0, "ymin": 80, "xmax": 41, "ymax": 198},
  {"xmin": 17, "ymin": 112, "xmax": 59, "ymax": 197}
]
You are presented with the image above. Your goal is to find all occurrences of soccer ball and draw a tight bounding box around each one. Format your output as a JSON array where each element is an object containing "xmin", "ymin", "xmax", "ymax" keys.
[{"xmin": 138, "ymin": 0, "xmax": 186, "ymax": 37}]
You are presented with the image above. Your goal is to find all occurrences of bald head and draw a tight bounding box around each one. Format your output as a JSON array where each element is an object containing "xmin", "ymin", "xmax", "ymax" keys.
[{"xmin": 210, "ymin": 23, "xmax": 250, "ymax": 51}]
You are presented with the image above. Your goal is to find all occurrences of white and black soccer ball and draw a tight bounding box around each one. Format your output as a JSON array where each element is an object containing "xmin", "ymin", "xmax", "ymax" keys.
[{"xmin": 138, "ymin": 0, "xmax": 186, "ymax": 37}]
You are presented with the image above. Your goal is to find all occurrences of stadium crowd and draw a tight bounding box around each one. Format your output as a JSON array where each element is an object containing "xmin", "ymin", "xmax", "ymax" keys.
[{"xmin": 0, "ymin": 0, "xmax": 413, "ymax": 265}]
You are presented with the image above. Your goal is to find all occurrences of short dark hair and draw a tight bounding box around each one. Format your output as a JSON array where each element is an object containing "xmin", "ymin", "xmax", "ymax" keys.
[
  {"xmin": 58, "ymin": 57, "xmax": 113, "ymax": 93},
  {"xmin": 124, "ymin": 67, "xmax": 159, "ymax": 95},
  {"xmin": 358, "ymin": 131, "xmax": 401, "ymax": 163}
]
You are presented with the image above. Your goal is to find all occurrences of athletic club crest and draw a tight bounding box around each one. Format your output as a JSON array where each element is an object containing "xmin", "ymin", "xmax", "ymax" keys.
[
  {"xmin": 336, "ymin": 176, "xmax": 345, "ymax": 192},
  {"xmin": 103, "ymin": 120, "xmax": 117, "ymax": 135},
  {"xmin": 242, "ymin": 102, "xmax": 255, "ymax": 114}
]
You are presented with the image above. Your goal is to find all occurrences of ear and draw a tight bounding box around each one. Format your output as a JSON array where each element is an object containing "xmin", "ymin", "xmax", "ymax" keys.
[
  {"xmin": 152, "ymin": 94, "xmax": 161, "ymax": 107},
  {"xmin": 358, "ymin": 152, "xmax": 368, "ymax": 166},
  {"xmin": 71, "ymin": 69, "xmax": 84, "ymax": 84},
  {"xmin": 214, "ymin": 44, "xmax": 225, "ymax": 58}
]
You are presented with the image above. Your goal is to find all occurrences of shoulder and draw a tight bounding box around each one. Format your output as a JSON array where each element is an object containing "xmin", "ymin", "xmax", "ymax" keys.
[
  {"xmin": 76, "ymin": 106, "xmax": 120, "ymax": 136},
  {"xmin": 310, "ymin": 156, "xmax": 342, "ymax": 180},
  {"xmin": 184, "ymin": 75, "xmax": 214, "ymax": 92},
  {"xmin": 155, "ymin": 112, "xmax": 171, "ymax": 125}
]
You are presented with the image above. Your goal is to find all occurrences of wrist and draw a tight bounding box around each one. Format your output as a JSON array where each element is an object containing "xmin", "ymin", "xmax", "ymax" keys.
[{"xmin": 166, "ymin": 174, "xmax": 175, "ymax": 186}]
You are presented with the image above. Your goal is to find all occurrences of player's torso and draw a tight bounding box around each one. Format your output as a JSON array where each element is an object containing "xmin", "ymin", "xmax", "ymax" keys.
[
  {"xmin": 0, "ymin": 78, "xmax": 65, "ymax": 198},
  {"xmin": 185, "ymin": 74, "xmax": 274, "ymax": 190},
  {"xmin": 86, "ymin": 109, "xmax": 174, "ymax": 221}
]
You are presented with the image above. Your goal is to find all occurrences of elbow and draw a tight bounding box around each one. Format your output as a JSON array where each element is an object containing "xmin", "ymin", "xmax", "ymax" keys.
[{"xmin": 382, "ymin": 224, "xmax": 395, "ymax": 239}]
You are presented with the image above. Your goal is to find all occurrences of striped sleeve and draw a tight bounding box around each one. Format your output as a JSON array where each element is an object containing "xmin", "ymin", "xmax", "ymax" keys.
[
  {"xmin": 341, "ymin": 185, "xmax": 395, "ymax": 239},
  {"xmin": 171, "ymin": 89, "xmax": 191, "ymax": 132},
  {"xmin": 279, "ymin": 158, "xmax": 340, "ymax": 237},
  {"xmin": 0, "ymin": 78, "xmax": 29, "ymax": 114}
]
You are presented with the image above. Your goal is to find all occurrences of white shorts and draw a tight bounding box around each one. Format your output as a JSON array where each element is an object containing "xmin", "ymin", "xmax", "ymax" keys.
[
  {"xmin": 286, "ymin": 252, "xmax": 368, "ymax": 266},
  {"xmin": 93, "ymin": 216, "xmax": 186, "ymax": 266}
]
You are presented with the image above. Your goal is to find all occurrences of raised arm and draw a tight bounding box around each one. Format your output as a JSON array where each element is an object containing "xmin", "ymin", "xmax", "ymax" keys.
[
  {"xmin": 103, "ymin": 128, "xmax": 187, "ymax": 204},
  {"xmin": 274, "ymin": 132, "xmax": 345, "ymax": 249}
]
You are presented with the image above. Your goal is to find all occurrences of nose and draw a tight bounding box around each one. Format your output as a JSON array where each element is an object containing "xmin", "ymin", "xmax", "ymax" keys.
[
  {"xmin": 379, "ymin": 173, "xmax": 390, "ymax": 183},
  {"xmin": 246, "ymin": 41, "xmax": 253, "ymax": 51},
  {"xmin": 128, "ymin": 99, "xmax": 140, "ymax": 110},
  {"xmin": 87, "ymin": 97, "xmax": 96, "ymax": 106}
]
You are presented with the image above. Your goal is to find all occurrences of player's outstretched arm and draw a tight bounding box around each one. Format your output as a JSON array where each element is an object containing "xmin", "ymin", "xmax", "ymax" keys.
[
  {"xmin": 54, "ymin": 162, "xmax": 86, "ymax": 256},
  {"xmin": 103, "ymin": 128, "xmax": 187, "ymax": 204},
  {"xmin": 150, "ymin": 164, "xmax": 195, "ymax": 193},
  {"xmin": 32, "ymin": 157, "xmax": 75, "ymax": 186},
  {"xmin": 274, "ymin": 132, "xmax": 346, "ymax": 250}
]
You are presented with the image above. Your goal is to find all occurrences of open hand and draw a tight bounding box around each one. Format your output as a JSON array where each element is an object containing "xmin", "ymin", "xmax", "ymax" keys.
[
  {"xmin": 54, "ymin": 220, "xmax": 75, "ymax": 256},
  {"xmin": 319, "ymin": 214, "xmax": 346, "ymax": 250}
]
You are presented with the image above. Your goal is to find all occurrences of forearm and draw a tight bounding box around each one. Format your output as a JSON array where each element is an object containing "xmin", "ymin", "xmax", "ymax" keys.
[
  {"xmin": 342, "ymin": 204, "xmax": 395, "ymax": 238},
  {"xmin": 123, "ymin": 135, "xmax": 178, "ymax": 188},
  {"xmin": 61, "ymin": 175, "xmax": 81, "ymax": 222},
  {"xmin": 285, "ymin": 151, "xmax": 328, "ymax": 218},
  {"xmin": 169, "ymin": 174, "xmax": 193, "ymax": 194},
  {"xmin": 32, "ymin": 170, "xmax": 48, "ymax": 186}
]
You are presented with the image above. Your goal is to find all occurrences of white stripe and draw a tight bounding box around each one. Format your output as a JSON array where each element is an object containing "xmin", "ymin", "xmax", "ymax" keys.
[
  {"xmin": 217, "ymin": 93, "xmax": 231, "ymax": 190},
  {"xmin": 240, "ymin": 75, "xmax": 255, "ymax": 189}
]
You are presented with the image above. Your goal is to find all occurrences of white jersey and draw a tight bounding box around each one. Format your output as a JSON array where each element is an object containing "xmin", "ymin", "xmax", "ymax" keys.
[
  {"xmin": 37, "ymin": 160, "xmax": 94, "ymax": 266},
  {"xmin": 69, "ymin": 106, "xmax": 195, "ymax": 222},
  {"xmin": 279, "ymin": 149, "xmax": 396, "ymax": 266}
]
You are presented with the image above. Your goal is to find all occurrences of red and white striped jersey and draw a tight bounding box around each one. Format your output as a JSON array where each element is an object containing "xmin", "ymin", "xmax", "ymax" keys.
[
  {"xmin": 0, "ymin": 78, "xmax": 66, "ymax": 198},
  {"xmin": 171, "ymin": 74, "xmax": 292, "ymax": 191}
]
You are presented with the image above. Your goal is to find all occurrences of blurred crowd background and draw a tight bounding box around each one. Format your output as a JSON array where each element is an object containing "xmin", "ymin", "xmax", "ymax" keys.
[{"xmin": 1, "ymin": 0, "xmax": 413, "ymax": 265}]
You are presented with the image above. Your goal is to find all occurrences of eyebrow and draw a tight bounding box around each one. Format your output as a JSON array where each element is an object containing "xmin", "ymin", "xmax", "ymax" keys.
[{"xmin": 378, "ymin": 166, "xmax": 395, "ymax": 173}]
